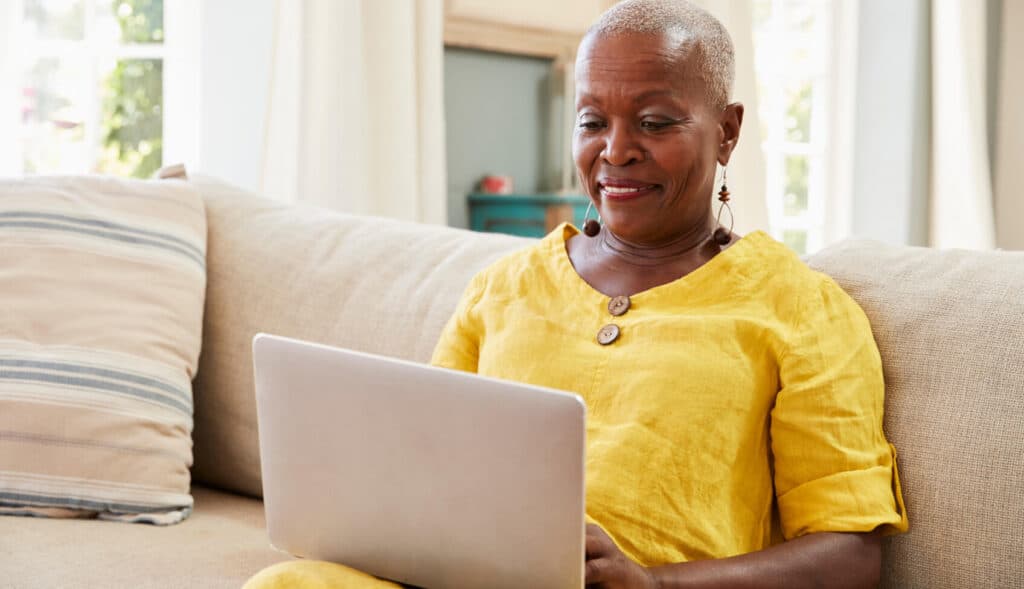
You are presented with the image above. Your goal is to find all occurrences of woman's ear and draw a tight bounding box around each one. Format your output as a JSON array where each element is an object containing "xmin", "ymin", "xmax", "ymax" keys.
[{"xmin": 717, "ymin": 102, "xmax": 744, "ymax": 166}]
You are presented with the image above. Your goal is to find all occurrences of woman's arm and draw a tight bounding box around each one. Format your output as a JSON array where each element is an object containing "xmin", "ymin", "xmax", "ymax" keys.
[{"xmin": 585, "ymin": 524, "xmax": 881, "ymax": 589}]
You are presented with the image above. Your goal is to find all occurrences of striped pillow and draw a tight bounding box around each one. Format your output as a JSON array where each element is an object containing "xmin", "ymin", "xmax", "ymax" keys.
[{"xmin": 0, "ymin": 174, "xmax": 206, "ymax": 525}]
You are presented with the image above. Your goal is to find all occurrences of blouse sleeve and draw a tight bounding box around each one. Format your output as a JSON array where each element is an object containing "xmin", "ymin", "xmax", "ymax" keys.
[
  {"xmin": 430, "ymin": 271, "xmax": 487, "ymax": 373},
  {"xmin": 771, "ymin": 275, "xmax": 909, "ymax": 540}
]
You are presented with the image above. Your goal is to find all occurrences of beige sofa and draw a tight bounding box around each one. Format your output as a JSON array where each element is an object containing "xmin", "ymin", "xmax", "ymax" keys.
[{"xmin": 2, "ymin": 177, "xmax": 1022, "ymax": 588}]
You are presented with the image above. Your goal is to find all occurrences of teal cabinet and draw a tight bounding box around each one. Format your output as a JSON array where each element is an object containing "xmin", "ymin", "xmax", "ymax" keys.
[{"xmin": 468, "ymin": 193, "xmax": 590, "ymax": 238}]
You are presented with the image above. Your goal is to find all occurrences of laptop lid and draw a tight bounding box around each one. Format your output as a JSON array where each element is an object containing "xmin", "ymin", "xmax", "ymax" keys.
[{"xmin": 253, "ymin": 334, "xmax": 586, "ymax": 589}]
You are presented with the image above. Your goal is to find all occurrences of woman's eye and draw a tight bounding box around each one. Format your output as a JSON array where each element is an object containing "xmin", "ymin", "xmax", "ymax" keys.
[
  {"xmin": 578, "ymin": 119, "xmax": 605, "ymax": 131},
  {"xmin": 641, "ymin": 120, "xmax": 674, "ymax": 130}
]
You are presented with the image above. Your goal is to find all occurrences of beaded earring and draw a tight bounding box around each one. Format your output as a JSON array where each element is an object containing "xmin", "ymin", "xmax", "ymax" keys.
[
  {"xmin": 713, "ymin": 167, "xmax": 734, "ymax": 246},
  {"xmin": 582, "ymin": 200, "xmax": 601, "ymax": 237}
]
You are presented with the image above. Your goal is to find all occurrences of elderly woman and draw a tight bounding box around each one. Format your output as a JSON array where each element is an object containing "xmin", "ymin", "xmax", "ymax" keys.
[{"xmin": 247, "ymin": 1, "xmax": 907, "ymax": 587}]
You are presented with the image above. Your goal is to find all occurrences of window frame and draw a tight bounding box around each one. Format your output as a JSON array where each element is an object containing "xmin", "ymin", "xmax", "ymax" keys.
[
  {"xmin": 162, "ymin": 0, "xmax": 201, "ymax": 170},
  {"xmin": 754, "ymin": 0, "xmax": 858, "ymax": 254}
]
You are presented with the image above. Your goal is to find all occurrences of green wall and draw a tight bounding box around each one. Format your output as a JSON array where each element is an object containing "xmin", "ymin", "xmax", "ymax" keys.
[{"xmin": 444, "ymin": 47, "xmax": 561, "ymax": 229}]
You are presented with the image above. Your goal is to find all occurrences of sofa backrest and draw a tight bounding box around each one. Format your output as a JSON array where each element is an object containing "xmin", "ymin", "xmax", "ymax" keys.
[
  {"xmin": 807, "ymin": 240, "xmax": 1024, "ymax": 588},
  {"xmin": 189, "ymin": 177, "xmax": 530, "ymax": 498}
]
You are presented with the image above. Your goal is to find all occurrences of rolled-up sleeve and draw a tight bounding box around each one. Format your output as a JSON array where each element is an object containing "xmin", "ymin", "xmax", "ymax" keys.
[{"xmin": 771, "ymin": 276, "xmax": 909, "ymax": 540}]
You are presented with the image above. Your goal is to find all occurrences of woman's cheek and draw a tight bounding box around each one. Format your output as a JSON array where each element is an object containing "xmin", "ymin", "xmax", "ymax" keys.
[{"xmin": 572, "ymin": 140, "xmax": 594, "ymax": 177}]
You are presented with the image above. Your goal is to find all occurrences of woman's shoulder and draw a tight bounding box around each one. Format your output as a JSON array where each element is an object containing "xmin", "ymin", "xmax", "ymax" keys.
[
  {"xmin": 731, "ymin": 231, "xmax": 814, "ymax": 284},
  {"xmin": 467, "ymin": 224, "xmax": 573, "ymax": 293},
  {"xmin": 737, "ymin": 232, "xmax": 862, "ymax": 318}
]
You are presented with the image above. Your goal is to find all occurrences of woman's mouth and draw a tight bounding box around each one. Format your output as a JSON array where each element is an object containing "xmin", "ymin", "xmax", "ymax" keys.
[{"xmin": 599, "ymin": 181, "xmax": 659, "ymax": 201}]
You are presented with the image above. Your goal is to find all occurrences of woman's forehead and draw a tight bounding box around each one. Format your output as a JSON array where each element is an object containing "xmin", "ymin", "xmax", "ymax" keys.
[
  {"xmin": 575, "ymin": 33, "xmax": 705, "ymax": 101},
  {"xmin": 576, "ymin": 32, "xmax": 698, "ymax": 83},
  {"xmin": 579, "ymin": 31, "xmax": 693, "ymax": 64}
]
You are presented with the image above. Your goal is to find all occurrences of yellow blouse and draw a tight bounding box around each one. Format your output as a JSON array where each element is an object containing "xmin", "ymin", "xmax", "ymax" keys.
[{"xmin": 431, "ymin": 223, "xmax": 908, "ymax": 566}]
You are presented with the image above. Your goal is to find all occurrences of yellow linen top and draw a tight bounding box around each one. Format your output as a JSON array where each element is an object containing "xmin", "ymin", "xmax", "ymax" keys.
[{"xmin": 431, "ymin": 223, "xmax": 908, "ymax": 566}]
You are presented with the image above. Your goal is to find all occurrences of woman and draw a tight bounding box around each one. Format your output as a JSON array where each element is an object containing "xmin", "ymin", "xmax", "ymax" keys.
[{"xmin": 247, "ymin": 1, "xmax": 907, "ymax": 587}]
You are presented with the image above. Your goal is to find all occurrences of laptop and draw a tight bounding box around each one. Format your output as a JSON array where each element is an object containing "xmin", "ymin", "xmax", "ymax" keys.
[{"xmin": 252, "ymin": 333, "xmax": 587, "ymax": 589}]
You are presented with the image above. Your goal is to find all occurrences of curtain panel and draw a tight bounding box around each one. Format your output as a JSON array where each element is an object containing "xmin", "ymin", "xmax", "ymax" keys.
[
  {"xmin": 929, "ymin": 0, "xmax": 997, "ymax": 250},
  {"xmin": 261, "ymin": 0, "xmax": 447, "ymax": 225},
  {"xmin": 994, "ymin": 0, "xmax": 1024, "ymax": 250}
]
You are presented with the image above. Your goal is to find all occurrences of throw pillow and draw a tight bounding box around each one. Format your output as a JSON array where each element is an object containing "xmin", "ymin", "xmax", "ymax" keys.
[{"xmin": 0, "ymin": 174, "xmax": 206, "ymax": 525}]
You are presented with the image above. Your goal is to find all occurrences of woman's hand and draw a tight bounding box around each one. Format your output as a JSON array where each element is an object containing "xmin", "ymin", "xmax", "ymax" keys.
[{"xmin": 585, "ymin": 524, "xmax": 658, "ymax": 589}]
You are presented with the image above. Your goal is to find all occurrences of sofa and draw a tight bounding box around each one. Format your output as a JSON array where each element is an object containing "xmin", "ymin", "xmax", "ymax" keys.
[{"xmin": 2, "ymin": 176, "xmax": 1021, "ymax": 588}]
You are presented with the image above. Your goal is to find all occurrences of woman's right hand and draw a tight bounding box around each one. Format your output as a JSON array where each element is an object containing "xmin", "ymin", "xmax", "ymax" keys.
[{"xmin": 584, "ymin": 524, "xmax": 658, "ymax": 589}]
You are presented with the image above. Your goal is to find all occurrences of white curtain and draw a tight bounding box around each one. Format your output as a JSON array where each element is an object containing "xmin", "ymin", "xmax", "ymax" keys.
[
  {"xmin": 994, "ymin": 0, "xmax": 1024, "ymax": 250},
  {"xmin": 261, "ymin": 0, "xmax": 447, "ymax": 225},
  {"xmin": 929, "ymin": 0, "xmax": 997, "ymax": 249},
  {"xmin": 694, "ymin": 0, "xmax": 770, "ymax": 236}
]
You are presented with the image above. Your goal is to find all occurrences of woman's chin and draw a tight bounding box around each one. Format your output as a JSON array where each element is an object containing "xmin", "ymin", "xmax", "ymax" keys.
[{"xmin": 601, "ymin": 218, "xmax": 657, "ymax": 243}]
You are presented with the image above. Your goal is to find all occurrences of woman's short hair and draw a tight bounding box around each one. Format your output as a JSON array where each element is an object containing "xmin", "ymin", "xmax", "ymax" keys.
[{"xmin": 587, "ymin": 0, "xmax": 736, "ymax": 109}]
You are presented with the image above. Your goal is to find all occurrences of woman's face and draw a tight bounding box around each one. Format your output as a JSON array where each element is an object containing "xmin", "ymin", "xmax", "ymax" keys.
[{"xmin": 572, "ymin": 32, "xmax": 740, "ymax": 245}]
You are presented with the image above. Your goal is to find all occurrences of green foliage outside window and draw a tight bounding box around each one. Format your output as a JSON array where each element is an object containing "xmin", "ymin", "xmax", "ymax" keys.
[
  {"xmin": 785, "ymin": 83, "xmax": 812, "ymax": 143},
  {"xmin": 784, "ymin": 155, "xmax": 809, "ymax": 217},
  {"xmin": 783, "ymin": 229, "xmax": 808, "ymax": 254},
  {"xmin": 116, "ymin": 0, "xmax": 164, "ymax": 43},
  {"xmin": 99, "ymin": 0, "xmax": 164, "ymax": 178}
]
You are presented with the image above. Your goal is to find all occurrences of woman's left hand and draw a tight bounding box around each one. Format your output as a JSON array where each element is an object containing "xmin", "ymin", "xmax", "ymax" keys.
[{"xmin": 585, "ymin": 524, "xmax": 657, "ymax": 588}]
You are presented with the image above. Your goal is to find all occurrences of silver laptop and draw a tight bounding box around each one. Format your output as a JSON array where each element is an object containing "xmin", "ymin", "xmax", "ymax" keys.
[{"xmin": 252, "ymin": 334, "xmax": 587, "ymax": 589}]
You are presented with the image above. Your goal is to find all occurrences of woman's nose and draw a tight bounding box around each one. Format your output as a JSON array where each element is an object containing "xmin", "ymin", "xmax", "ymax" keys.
[{"xmin": 601, "ymin": 125, "xmax": 644, "ymax": 167}]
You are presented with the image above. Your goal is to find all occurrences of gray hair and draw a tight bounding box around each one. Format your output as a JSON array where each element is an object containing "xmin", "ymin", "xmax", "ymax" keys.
[{"xmin": 586, "ymin": 0, "xmax": 735, "ymax": 109}]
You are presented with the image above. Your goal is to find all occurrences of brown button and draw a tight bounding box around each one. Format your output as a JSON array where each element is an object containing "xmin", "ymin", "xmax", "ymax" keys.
[
  {"xmin": 597, "ymin": 323, "xmax": 620, "ymax": 345},
  {"xmin": 608, "ymin": 295, "xmax": 631, "ymax": 316}
]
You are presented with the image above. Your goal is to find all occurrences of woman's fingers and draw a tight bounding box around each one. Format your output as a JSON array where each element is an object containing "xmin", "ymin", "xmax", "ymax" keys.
[
  {"xmin": 586, "ymin": 523, "xmax": 614, "ymax": 558},
  {"xmin": 585, "ymin": 524, "xmax": 616, "ymax": 585},
  {"xmin": 585, "ymin": 556, "xmax": 612, "ymax": 583}
]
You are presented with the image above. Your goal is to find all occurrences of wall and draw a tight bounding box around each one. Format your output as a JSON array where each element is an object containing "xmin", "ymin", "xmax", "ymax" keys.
[
  {"xmin": 443, "ymin": 47, "xmax": 561, "ymax": 229},
  {"xmin": 197, "ymin": 0, "xmax": 274, "ymax": 192}
]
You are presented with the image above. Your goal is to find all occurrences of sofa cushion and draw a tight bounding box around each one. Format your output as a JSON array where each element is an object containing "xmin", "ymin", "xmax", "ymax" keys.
[
  {"xmin": 189, "ymin": 177, "xmax": 532, "ymax": 498},
  {"xmin": 0, "ymin": 175, "xmax": 206, "ymax": 524},
  {"xmin": 806, "ymin": 240, "xmax": 1024, "ymax": 588},
  {"xmin": 0, "ymin": 485, "xmax": 286, "ymax": 588}
]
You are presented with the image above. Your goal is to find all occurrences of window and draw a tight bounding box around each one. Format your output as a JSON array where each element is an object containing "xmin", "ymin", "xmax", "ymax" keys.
[
  {"xmin": 1, "ymin": 0, "xmax": 198, "ymax": 178},
  {"xmin": 753, "ymin": 0, "xmax": 856, "ymax": 254}
]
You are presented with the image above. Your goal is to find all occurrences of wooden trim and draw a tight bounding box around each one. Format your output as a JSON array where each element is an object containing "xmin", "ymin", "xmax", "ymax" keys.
[{"xmin": 444, "ymin": 16, "xmax": 581, "ymax": 60}]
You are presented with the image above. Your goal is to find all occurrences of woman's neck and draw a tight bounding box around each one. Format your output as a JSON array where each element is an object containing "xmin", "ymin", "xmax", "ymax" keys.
[{"xmin": 596, "ymin": 220, "xmax": 718, "ymax": 268}]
